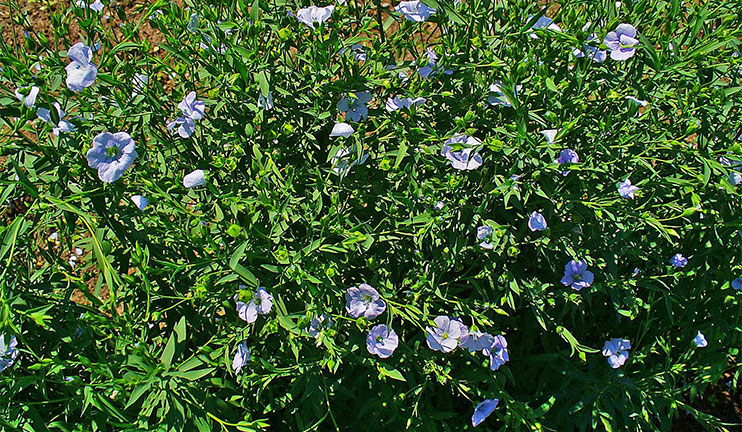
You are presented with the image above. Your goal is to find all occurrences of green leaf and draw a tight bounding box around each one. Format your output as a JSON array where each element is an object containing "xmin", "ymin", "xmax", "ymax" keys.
[
  {"xmin": 160, "ymin": 331, "xmax": 176, "ymax": 369},
  {"xmin": 377, "ymin": 364, "xmax": 406, "ymax": 382}
]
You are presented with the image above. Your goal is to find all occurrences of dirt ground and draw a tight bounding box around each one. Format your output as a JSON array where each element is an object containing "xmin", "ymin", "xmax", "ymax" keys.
[{"xmin": 0, "ymin": 0, "xmax": 740, "ymax": 429}]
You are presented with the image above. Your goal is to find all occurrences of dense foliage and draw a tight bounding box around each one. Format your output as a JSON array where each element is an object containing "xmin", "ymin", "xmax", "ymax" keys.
[{"xmin": 1, "ymin": 0, "xmax": 741, "ymax": 430}]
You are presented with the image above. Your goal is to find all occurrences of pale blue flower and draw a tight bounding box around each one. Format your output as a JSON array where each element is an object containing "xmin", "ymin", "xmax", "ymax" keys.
[
  {"xmin": 528, "ymin": 211, "xmax": 547, "ymax": 231},
  {"xmin": 0, "ymin": 334, "xmax": 18, "ymax": 373},
  {"xmin": 618, "ymin": 178, "xmax": 639, "ymax": 199},
  {"xmin": 366, "ymin": 324, "xmax": 399, "ymax": 358},
  {"xmin": 75, "ymin": 0, "xmax": 104, "ymax": 12},
  {"xmin": 37, "ymin": 102, "xmax": 76, "ymax": 135},
  {"xmin": 442, "ymin": 135, "xmax": 483, "ymax": 170},
  {"xmin": 199, "ymin": 34, "xmax": 227, "ymax": 54},
  {"xmin": 65, "ymin": 42, "xmax": 98, "ymax": 92},
  {"xmin": 307, "ymin": 314, "xmax": 333, "ymax": 338},
  {"xmin": 732, "ymin": 278, "xmax": 742, "ymax": 291},
  {"xmin": 556, "ymin": 149, "xmax": 578, "ymax": 164},
  {"xmin": 329, "ymin": 122, "xmax": 354, "ymax": 138},
  {"xmin": 395, "ymin": 1, "xmax": 435, "ymax": 22},
  {"xmin": 602, "ymin": 338, "xmax": 630, "ymax": 368},
  {"xmin": 573, "ymin": 35, "xmax": 606, "ymax": 63},
  {"xmin": 131, "ymin": 195, "xmax": 149, "ymax": 210},
  {"xmin": 472, "ymin": 399, "xmax": 499, "ymax": 427},
  {"xmin": 345, "ymin": 283, "xmax": 386, "ymax": 319},
  {"xmin": 386, "ymin": 64, "xmax": 409, "ymax": 82},
  {"xmin": 541, "ymin": 129, "xmax": 559, "ymax": 144},
  {"xmin": 14, "ymin": 85, "xmax": 39, "ymax": 108},
  {"xmin": 232, "ymin": 341, "xmax": 250, "ymax": 373},
  {"xmin": 296, "ymin": 5, "xmax": 335, "ymax": 29},
  {"xmin": 459, "ymin": 331, "xmax": 494, "ymax": 353},
  {"xmin": 719, "ymin": 157, "xmax": 741, "ymax": 186},
  {"xmin": 528, "ymin": 15, "xmax": 561, "ymax": 39},
  {"xmin": 484, "ymin": 335, "xmax": 509, "ymax": 370},
  {"xmin": 693, "ymin": 331, "xmax": 708, "ymax": 348},
  {"xmin": 425, "ymin": 316, "xmax": 464, "ymax": 353},
  {"xmin": 337, "ymin": 91, "xmax": 372, "ymax": 122},
  {"xmin": 187, "ymin": 12, "xmax": 199, "ymax": 32},
  {"xmin": 339, "ymin": 44, "xmax": 367, "ymax": 61},
  {"xmin": 476, "ymin": 226, "xmax": 494, "ymax": 250},
  {"xmin": 560, "ymin": 259, "xmax": 594, "ymax": 291},
  {"xmin": 258, "ymin": 91, "xmax": 274, "ymax": 110},
  {"xmin": 168, "ymin": 91, "xmax": 204, "ymax": 138},
  {"xmin": 86, "ymin": 132, "xmax": 137, "ymax": 183},
  {"xmin": 417, "ymin": 48, "xmax": 452, "ymax": 79},
  {"xmin": 183, "ymin": 169, "xmax": 205, "ymax": 188},
  {"xmin": 604, "ymin": 24, "xmax": 639, "ymax": 61},
  {"xmin": 385, "ymin": 96, "xmax": 426, "ymax": 112},
  {"xmin": 670, "ymin": 253, "xmax": 687, "ymax": 268},
  {"xmin": 236, "ymin": 287, "xmax": 273, "ymax": 323},
  {"xmin": 487, "ymin": 81, "xmax": 520, "ymax": 107}
]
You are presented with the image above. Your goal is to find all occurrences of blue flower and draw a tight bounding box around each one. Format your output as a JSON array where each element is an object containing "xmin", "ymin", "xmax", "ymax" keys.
[
  {"xmin": 236, "ymin": 287, "xmax": 273, "ymax": 323},
  {"xmin": 442, "ymin": 135, "xmax": 483, "ymax": 170},
  {"xmin": 345, "ymin": 284, "xmax": 386, "ymax": 319},
  {"xmin": 573, "ymin": 35, "xmax": 606, "ymax": 63},
  {"xmin": 337, "ymin": 91, "xmax": 372, "ymax": 122},
  {"xmin": 385, "ymin": 96, "xmax": 426, "ymax": 112},
  {"xmin": 555, "ymin": 149, "xmax": 579, "ymax": 176},
  {"xmin": 132, "ymin": 73, "xmax": 148, "ymax": 97},
  {"xmin": 366, "ymin": 324, "xmax": 399, "ymax": 358},
  {"xmin": 296, "ymin": 5, "xmax": 335, "ymax": 29},
  {"xmin": 541, "ymin": 129, "xmax": 559, "ymax": 144},
  {"xmin": 484, "ymin": 335, "xmax": 509, "ymax": 370},
  {"xmin": 732, "ymin": 278, "xmax": 742, "ymax": 291},
  {"xmin": 329, "ymin": 122, "xmax": 354, "ymax": 138},
  {"xmin": 37, "ymin": 102, "xmax": 76, "ymax": 135},
  {"xmin": 417, "ymin": 48, "xmax": 452, "ymax": 79},
  {"xmin": 488, "ymin": 81, "xmax": 520, "ymax": 107},
  {"xmin": 719, "ymin": 157, "xmax": 741, "ymax": 186},
  {"xmin": 528, "ymin": 211, "xmax": 547, "ymax": 231},
  {"xmin": 669, "ymin": 253, "xmax": 687, "ymax": 268},
  {"xmin": 14, "ymin": 85, "xmax": 39, "ymax": 108},
  {"xmin": 395, "ymin": 1, "xmax": 435, "ymax": 22},
  {"xmin": 693, "ymin": 331, "xmax": 708, "ymax": 348},
  {"xmin": 459, "ymin": 331, "xmax": 494, "ymax": 353},
  {"xmin": 472, "ymin": 399, "xmax": 498, "ymax": 427},
  {"xmin": 476, "ymin": 226, "xmax": 494, "ymax": 249},
  {"xmin": 602, "ymin": 338, "xmax": 631, "ymax": 368},
  {"xmin": 168, "ymin": 92, "xmax": 205, "ymax": 138},
  {"xmin": 65, "ymin": 42, "xmax": 98, "ymax": 92},
  {"xmin": 183, "ymin": 169, "xmax": 206, "ymax": 188},
  {"xmin": 618, "ymin": 178, "xmax": 639, "ymax": 199},
  {"xmin": 75, "ymin": 0, "xmax": 104, "ymax": 12},
  {"xmin": 232, "ymin": 341, "xmax": 250, "ymax": 373},
  {"xmin": 556, "ymin": 149, "xmax": 579, "ymax": 164},
  {"xmin": 130, "ymin": 195, "xmax": 149, "ymax": 211},
  {"xmin": 527, "ymin": 15, "xmax": 561, "ymax": 39},
  {"xmin": 560, "ymin": 259, "xmax": 594, "ymax": 291},
  {"xmin": 425, "ymin": 316, "xmax": 465, "ymax": 353},
  {"xmin": 258, "ymin": 91, "xmax": 274, "ymax": 110},
  {"xmin": 307, "ymin": 314, "xmax": 333, "ymax": 338},
  {"xmin": 0, "ymin": 334, "xmax": 18, "ymax": 373},
  {"xmin": 86, "ymin": 132, "xmax": 138, "ymax": 183},
  {"xmin": 604, "ymin": 24, "xmax": 639, "ymax": 61}
]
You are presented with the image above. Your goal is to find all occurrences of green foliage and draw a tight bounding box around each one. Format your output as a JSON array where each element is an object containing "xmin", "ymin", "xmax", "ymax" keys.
[{"xmin": 0, "ymin": 0, "xmax": 741, "ymax": 430}]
